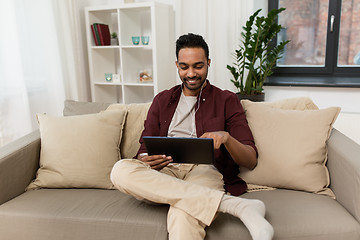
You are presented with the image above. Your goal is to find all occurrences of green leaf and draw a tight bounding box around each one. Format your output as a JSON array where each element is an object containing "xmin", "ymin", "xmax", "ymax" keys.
[{"xmin": 227, "ymin": 8, "xmax": 289, "ymax": 95}]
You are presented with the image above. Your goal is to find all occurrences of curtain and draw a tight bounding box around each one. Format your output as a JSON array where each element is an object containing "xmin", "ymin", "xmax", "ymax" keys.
[
  {"xmin": 175, "ymin": 0, "xmax": 267, "ymax": 91},
  {"xmin": 0, "ymin": 0, "xmax": 85, "ymax": 147}
]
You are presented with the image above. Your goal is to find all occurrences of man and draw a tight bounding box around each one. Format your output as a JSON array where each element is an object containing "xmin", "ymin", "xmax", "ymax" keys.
[{"xmin": 111, "ymin": 33, "xmax": 274, "ymax": 240}]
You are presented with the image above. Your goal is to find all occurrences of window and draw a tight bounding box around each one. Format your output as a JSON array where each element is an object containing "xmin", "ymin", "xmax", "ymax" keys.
[{"xmin": 268, "ymin": 0, "xmax": 360, "ymax": 87}]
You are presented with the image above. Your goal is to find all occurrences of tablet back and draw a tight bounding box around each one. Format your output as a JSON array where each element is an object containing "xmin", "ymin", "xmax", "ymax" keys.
[{"xmin": 143, "ymin": 136, "xmax": 214, "ymax": 164}]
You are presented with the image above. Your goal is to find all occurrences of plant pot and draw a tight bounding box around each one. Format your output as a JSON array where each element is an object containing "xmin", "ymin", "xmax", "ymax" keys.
[
  {"xmin": 111, "ymin": 38, "xmax": 119, "ymax": 46},
  {"xmin": 236, "ymin": 93, "xmax": 265, "ymax": 102}
]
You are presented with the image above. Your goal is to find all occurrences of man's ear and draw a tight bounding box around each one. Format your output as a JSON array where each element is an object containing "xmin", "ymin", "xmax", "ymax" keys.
[
  {"xmin": 175, "ymin": 60, "xmax": 179, "ymax": 68},
  {"xmin": 208, "ymin": 59, "xmax": 211, "ymax": 67}
]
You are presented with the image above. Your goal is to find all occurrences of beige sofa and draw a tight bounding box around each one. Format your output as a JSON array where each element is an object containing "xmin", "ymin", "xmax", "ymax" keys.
[{"xmin": 0, "ymin": 99, "xmax": 360, "ymax": 240}]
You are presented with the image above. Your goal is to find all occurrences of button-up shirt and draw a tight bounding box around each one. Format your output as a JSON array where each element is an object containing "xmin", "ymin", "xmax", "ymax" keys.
[{"xmin": 137, "ymin": 81, "xmax": 257, "ymax": 196}]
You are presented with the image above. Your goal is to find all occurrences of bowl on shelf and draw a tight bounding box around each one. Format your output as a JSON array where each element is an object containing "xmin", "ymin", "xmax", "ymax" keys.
[
  {"xmin": 132, "ymin": 36, "xmax": 140, "ymax": 45},
  {"xmin": 141, "ymin": 36, "xmax": 150, "ymax": 45},
  {"xmin": 105, "ymin": 73, "xmax": 113, "ymax": 82}
]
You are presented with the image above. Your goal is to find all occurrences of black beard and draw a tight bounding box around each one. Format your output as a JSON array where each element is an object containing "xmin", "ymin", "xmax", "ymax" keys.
[{"xmin": 182, "ymin": 77, "xmax": 205, "ymax": 91}]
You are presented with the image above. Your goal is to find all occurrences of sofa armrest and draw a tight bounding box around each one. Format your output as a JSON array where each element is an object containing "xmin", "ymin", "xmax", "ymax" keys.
[
  {"xmin": 327, "ymin": 129, "xmax": 360, "ymax": 223},
  {"xmin": 0, "ymin": 130, "xmax": 40, "ymax": 205}
]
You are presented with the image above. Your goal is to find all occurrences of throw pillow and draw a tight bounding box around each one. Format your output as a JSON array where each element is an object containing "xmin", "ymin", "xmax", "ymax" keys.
[
  {"xmin": 26, "ymin": 110, "xmax": 127, "ymax": 190},
  {"xmin": 106, "ymin": 103, "xmax": 151, "ymax": 159},
  {"xmin": 239, "ymin": 100, "xmax": 340, "ymax": 197},
  {"xmin": 261, "ymin": 96, "xmax": 319, "ymax": 110}
]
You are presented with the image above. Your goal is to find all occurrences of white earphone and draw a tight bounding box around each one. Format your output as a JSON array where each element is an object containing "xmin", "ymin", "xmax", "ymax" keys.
[{"xmin": 180, "ymin": 80, "xmax": 206, "ymax": 137}]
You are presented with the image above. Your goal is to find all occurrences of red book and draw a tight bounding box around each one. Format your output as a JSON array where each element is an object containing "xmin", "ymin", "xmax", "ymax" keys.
[
  {"xmin": 96, "ymin": 24, "xmax": 111, "ymax": 46},
  {"xmin": 90, "ymin": 24, "xmax": 99, "ymax": 46}
]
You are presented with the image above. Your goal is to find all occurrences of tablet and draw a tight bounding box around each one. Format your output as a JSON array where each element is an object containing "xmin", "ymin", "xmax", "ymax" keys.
[{"xmin": 142, "ymin": 136, "xmax": 214, "ymax": 164}]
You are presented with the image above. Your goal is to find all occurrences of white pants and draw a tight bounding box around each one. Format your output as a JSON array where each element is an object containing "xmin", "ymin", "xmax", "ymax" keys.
[{"xmin": 110, "ymin": 159, "xmax": 225, "ymax": 240}]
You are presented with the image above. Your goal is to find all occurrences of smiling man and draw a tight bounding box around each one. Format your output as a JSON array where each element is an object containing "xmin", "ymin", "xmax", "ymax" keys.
[
  {"xmin": 176, "ymin": 47, "xmax": 208, "ymax": 94},
  {"xmin": 110, "ymin": 33, "xmax": 274, "ymax": 240}
]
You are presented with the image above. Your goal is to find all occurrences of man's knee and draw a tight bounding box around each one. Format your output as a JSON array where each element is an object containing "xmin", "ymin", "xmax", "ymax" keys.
[
  {"xmin": 110, "ymin": 159, "xmax": 148, "ymax": 190},
  {"xmin": 185, "ymin": 165, "xmax": 224, "ymax": 191}
]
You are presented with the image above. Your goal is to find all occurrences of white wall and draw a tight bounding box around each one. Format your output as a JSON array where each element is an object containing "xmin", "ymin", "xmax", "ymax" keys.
[
  {"xmin": 75, "ymin": 0, "xmax": 176, "ymax": 102},
  {"xmin": 264, "ymin": 85, "xmax": 360, "ymax": 144},
  {"xmin": 77, "ymin": 0, "xmax": 360, "ymax": 143},
  {"xmin": 264, "ymin": 86, "xmax": 360, "ymax": 113},
  {"xmin": 77, "ymin": 0, "xmax": 359, "ymax": 109}
]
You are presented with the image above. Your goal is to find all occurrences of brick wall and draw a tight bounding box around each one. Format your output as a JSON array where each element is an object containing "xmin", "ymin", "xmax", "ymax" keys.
[{"xmin": 279, "ymin": 0, "xmax": 360, "ymax": 66}]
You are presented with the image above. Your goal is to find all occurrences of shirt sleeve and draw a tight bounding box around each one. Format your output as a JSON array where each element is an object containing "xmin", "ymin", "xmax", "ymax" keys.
[
  {"xmin": 136, "ymin": 96, "xmax": 162, "ymax": 157},
  {"xmin": 225, "ymin": 93, "xmax": 258, "ymax": 157}
]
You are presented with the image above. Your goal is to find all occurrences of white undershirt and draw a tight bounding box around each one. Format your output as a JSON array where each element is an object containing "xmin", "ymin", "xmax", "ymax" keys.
[{"xmin": 168, "ymin": 93, "xmax": 198, "ymax": 138}]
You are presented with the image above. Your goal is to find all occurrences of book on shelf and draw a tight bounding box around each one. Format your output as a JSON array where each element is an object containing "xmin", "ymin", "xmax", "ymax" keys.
[
  {"xmin": 96, "ymin": 24, "xmax": 111, "ymax": 46},
  {"xmin": 91, "ymin": 23, "xmax": 111, "ymax": 46},
  {"xmin": 90, "ymin": 24, "xmax": 99, "ymax": 46},
  {"xmin": 91, "ymin": 23, "xmax": 102, "ymax": 46}
]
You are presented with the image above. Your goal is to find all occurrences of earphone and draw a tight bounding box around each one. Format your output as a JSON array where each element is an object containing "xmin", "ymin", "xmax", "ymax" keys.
[
  {"xmin": 180, "ymin": 79, "xmax": 206, "ymax": 137},
  {"xmin": 181, "ymin": 78, "xmax": 206, "ymax": 110}
]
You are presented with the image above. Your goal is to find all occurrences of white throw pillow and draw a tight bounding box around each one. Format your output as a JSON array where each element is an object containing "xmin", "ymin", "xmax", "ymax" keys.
[
  {"xmin": 106, "ymin": 103, "xmax": 151, "ymax": 159},
  {"xmin": 239, "ymin": 99, "xmax": 340, "ymax": 197},
  {"xmin": 260, "ymin": 97, "xmax": 319, "ymax": 110},
  {"xmin": 26, "ymin": 110, "xmax": 127, "ymax": 190}
]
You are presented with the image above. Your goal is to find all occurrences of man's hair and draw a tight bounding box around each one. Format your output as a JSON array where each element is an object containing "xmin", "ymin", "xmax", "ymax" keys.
[{"xmin": 176, "ymin": 33, "xmax": 209, "ymax": 60}]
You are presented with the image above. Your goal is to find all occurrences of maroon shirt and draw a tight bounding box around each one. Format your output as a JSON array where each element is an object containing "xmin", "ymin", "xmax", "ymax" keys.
[{"xmin": 137, "ymin": 81, "xmax": 257, "ymax": 196}]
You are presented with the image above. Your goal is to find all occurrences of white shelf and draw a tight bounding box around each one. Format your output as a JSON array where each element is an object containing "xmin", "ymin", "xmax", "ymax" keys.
[
  {"xmin": 91, "ymin": 46, "xmax": 120, "ymax": 49},
  {"xmin": 94, "ymin": 82, "xmax": 154, "ymax": 87},
  {"xmin": 94, "ymin": 82, "xmax": 122, "ymax": 86},
  {"xmin": 121, "ymin": 45, "xmax": 153, "ymax": 49},
  {"xmin": 123, "ymin": 82, "xmax": 154, "ymax": 86},
  {"xmin": 85, "ymin": 2, "xmax": 175, "ymax": 104}
]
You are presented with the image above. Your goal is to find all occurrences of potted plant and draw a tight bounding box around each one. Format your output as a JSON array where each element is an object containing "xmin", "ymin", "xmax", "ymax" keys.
[
  {"xmin": 227, "ymin": 8, "xmax": 290, "ymax": 102},
  {"xmin": 111, "ymin": 32, "xmax": 119, "ymax": 45}
]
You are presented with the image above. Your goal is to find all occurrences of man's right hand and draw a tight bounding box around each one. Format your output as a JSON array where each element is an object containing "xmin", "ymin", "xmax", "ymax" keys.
[{"xmin": 138, "ymin": 154, "xmax": 173, "ymax": 171}]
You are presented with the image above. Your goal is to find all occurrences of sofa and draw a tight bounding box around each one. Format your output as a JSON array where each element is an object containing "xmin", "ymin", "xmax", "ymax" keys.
[{"xmin": 0, "ymin": 99, "xmax": 360, "ymax": 240}]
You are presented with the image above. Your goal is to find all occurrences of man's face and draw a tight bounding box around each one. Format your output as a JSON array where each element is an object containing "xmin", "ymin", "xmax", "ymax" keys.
[{"xmin": 176, "ymin": 47, "xmax": 210, "ymax": 96}]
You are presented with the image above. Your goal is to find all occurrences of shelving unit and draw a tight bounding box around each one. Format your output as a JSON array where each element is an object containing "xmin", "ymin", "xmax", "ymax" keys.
[{"xmin": 85, "ymin": 2, "xmax": 175, "ymax": 103}]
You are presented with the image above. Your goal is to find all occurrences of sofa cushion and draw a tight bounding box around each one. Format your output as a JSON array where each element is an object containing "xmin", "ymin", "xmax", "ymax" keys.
[
  {"xmin": 106, "ymin": 103, "xmax": 151, "ymax": 159},
  {"xmin": 208, "ymin": 190, "xmax": 360, "ymax": 239},
  {"xmin": 0, "ymin": 189, "xmax": 359, "ymax": 240},
  {"xmin": 260, "ymin": 96, "xmax": 319, "ymax": 110},
  {"xmin": 244, "ymin": 97, "xmax": 319, "ymax": 193},
  {"xmin": 242, "ymin": 190, "xmax": 360, "ymax": 240},
  {"xmin": 63, "ymin": 100, "xmax": 112, "ymax": 116},
  {"xmin": 26, "ymin": 110, "xmax": 127, "ymax": 190},
  {"xmin": 0, "ymin": 189, "xmax": 169, "ymax": 240},
  {"xmin": 239, "ymin": 100, "xmax": 340, "ymax": 197}
]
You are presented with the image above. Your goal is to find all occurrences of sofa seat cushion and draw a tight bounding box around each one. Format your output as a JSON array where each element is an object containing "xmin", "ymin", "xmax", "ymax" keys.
[
  {"xmin": 240, "ymin": 190, "xmax": 360, "ymax": 240},
  {"xmin": 0, "ymin": 189, "xmax": 169, "ymax": 240},
  {"xmin": 0, "ymin": 189, "xmax": 359, "ymax": 240}
]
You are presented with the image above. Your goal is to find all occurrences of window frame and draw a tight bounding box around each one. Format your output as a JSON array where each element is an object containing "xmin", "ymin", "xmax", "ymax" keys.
[{"xmin": 267, "ymin": 0, "xmax": 360, "ymax": 87}]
